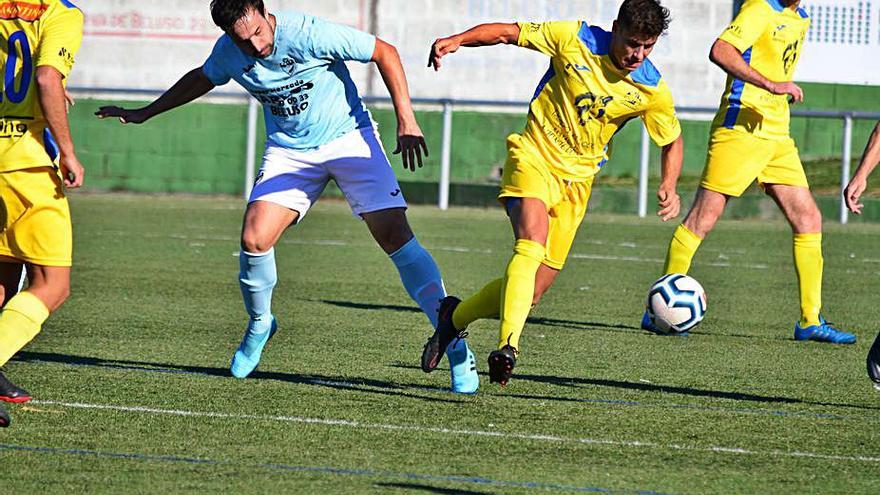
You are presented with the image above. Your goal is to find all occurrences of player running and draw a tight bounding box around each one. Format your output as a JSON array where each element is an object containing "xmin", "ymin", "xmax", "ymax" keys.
[
  {"xmin": 843, "ymin": 120, "xmax": 880, "ymax": 385},
  {"xmin": 643, "ymin": 0, "xmax": 856, "ymax": 344},
  {"xmin": 0, "ymin": 0, "xmax": 85, "ymax": 427},
  {"xmin": 421, "ymin": 0, "xmax": 684, "ymax": 386},
  {"xmin": 95, "ymin": 0, "xmax": 479, "ymax": 394}
]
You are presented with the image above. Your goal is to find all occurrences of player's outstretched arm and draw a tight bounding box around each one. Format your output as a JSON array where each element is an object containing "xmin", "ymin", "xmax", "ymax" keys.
[
  {"xmin": 94, "ymin": 67, "xmax": 215, "ymax": 124},
  {"xmin": 36, "ymin": 66, "xmax": 84, "ymax": 188},
  {"xmin": 372, "ymin": 38, "xmax": 428, "ymax": 172},
  {"xmin": 657, "ymin": 135, "xmax": 683, "ymax": 221},
  {"xmin": 709, "ymin": 39, "xmax": 803, "ymax": 103},
  {"xmin": 845, "ymin": 121, "xmax": 880, "ymax": 215},
  {"xmin": 428, "ymin": 23, "xmax": 520, "ymax": 71}
]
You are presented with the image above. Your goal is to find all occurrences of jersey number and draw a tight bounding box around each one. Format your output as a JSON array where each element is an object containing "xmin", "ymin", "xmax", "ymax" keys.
[{"xmin": 1, "ymin": 30, "xmax": 33, "ymax": 103}]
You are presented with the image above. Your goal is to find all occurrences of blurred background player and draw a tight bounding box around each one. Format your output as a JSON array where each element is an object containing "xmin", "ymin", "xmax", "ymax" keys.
[
  {"xmin": 421, "ymin": 0, "xmax": 684, "ymax": 386},
  {"xmin": 645, "ymin": 0, "xmax": 856, "ymax": 344},
  {"xmin": 843, "ymin": 120, "xmax": 880, "ymax": 385},
  {"xmin": 95, "ymin": 0, "xmax": 479, "ymax": 394},
  {"xmin": 0, "ymin": 0, "xmax": 85, "ymax": 427}
]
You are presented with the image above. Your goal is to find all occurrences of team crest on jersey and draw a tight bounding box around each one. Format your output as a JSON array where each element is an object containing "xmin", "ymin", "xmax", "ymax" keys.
[
  {"xmin": 622, "ymin": 91, "xmax": 643, "ymax": 109},
  {"xmin": 280, "ymin": 57, "xmax": 297, "ymax": 75},
  {"xmin": 574, "ymin": 92, "xmax": 613, "ymax": 125}
]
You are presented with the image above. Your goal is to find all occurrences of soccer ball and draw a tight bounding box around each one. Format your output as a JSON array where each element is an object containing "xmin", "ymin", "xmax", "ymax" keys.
[{"xmin": 646, "ymin": 274, "xmax": 707, "ymax": 334}]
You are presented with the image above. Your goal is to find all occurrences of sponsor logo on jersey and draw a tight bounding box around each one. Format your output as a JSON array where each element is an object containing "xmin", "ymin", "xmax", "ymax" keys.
[{"xmin": 0, "ymin": 1, "xmax": 48, "ymax": 22}]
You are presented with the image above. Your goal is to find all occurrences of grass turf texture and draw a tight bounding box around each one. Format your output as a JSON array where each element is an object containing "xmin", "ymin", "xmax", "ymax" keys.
[{"xmin": 1, "ymin": 193, "xmax": 879, "ymax": 494}]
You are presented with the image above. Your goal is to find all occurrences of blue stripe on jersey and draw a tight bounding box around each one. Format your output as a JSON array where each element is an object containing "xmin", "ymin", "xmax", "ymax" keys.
[
  {"xmin": 630, "ymin": 59, "xmax": 661, "ymax": 87},
  {"xmin": 797, "ymin": 7, "xmax": 809, "ymax": 18},
  {"xmin": 577, "ymin": 22, "xmax": 611, "ymax": 55},
  {"xmin": 531, "ymin": 62, "xmax": 555, "ymax": 102},
  {"xmin": 765, "ymin": 0, "xmax": 785, "ymax": 12},
  {"xmin": 722, "ymin": 47, "xmax": 752, "ymax": 129},
  {"xmin": 60, "ymin": 0, "xmax": 80, "ymax": 10},
  {"xmin": 43, "ymin": 129, "xmax": 59, "ymax": 161}
]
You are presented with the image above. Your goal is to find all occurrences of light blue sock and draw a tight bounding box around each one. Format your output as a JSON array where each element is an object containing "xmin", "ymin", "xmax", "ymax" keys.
[
  {"xmin": 239, "ymin": 248, "xmax": 277, "ymax": 334},
  {"xmin": 390, "ymin": 237, "xmax": 446, "ymax": 328}
]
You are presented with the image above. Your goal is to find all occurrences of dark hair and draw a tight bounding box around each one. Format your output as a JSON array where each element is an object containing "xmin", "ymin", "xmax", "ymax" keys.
[
  {"xmin": 210, "ymin": 0, "xmax": 265, "ymax": 32},
  {"xmin": 617, "ymin": 0, "xmax": 671, "ymax": 38}
]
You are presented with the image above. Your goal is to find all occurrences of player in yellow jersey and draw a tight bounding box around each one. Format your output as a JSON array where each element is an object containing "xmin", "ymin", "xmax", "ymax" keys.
[
  {"xmin": 843, "ymin": 120, "xmax": 880, "ymax": 384},
  {"xmin": 420, "ymin": 0, "xmax": 684, "ymax": 386},
  {"xmin": 644, "ymin": 0, "xmax": 856, "ymax": 344},
  {"xmin": 0, "ymin": 0, "xmax": 85, "ymax": 426}
]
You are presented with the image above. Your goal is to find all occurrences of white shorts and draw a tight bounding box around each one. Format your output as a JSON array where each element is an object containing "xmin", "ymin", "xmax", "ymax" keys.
[{"xmin": 249, "ymin": 126, "xmax": 407, "ymax": 220}]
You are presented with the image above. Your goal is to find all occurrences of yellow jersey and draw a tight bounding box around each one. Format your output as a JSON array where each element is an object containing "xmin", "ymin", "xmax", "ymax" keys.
[
  {"xmin": 513, "ymin": 21, "xmax": 680, "ymax": 181},
  {"xmin": 0, "ymin": 0, "xmax": 83, "ymax": 172},
  {"xmin": 712, "ymin": 0, "xmax": 810, "ymax": 140}
]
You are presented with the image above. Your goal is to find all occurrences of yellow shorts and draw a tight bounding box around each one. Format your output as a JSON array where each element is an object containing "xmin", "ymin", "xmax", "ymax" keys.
[
  {"xmin": 700, "ymin": 127, "xmax": 809, "ymax": 197},
  {"xmin": 0, "ymin": 167, "xmax": 72, "ymax": 267},
  {"xmin": 498, "ymin": 154, "xmax": 592, "ymax": 270}
]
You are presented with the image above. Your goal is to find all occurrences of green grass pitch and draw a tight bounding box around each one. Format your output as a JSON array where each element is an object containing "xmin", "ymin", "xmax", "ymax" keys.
[{"xmin": 1, "ymin": 193, "xmax": 878, "ymax": 494}]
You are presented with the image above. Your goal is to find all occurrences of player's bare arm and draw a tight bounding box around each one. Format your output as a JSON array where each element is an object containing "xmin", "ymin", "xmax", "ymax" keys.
[
  {"xmin": 428, "ymin": 23, "xmax": 521, "ymax": 70},
  {"xmin": 372, "ymin": 38, "xmax": 428, "ymax": 172},
  {"xmin": 845, "ymin": 121, "xmax": 880, "ymax": 214},
  {"xmin": 95, "ymin": 67, "xmax": 215, "ymax": 124},
  {"xmin": 709, "ymin": 38, "xmax": 804, "ymax": 103},
  {"xmin": 657, "ymin": 134, "xmax": 683, "ymax": 221},
  {"xmin": 36, "ymin": 66, "xmax": 83, "ymax": 188}
]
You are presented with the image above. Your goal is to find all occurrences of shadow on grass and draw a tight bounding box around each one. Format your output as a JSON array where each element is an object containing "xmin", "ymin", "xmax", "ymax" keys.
[
  {"xmin": 375, "ymin": 482, "xmax": 496, "ymax": 495},
  {"xmin": 315, "ymin": 298, "xmax": 789, "ymax": 340},
  {"xmin": 385, "ymin": 362, "xmax": 880, "ymax": 412},
  {"xmin": 13, "ymin": 351, "xmax": 463, "ymax": 404}
]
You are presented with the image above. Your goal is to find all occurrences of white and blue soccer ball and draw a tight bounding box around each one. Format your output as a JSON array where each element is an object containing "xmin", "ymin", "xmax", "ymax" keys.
[{"xmin": 646, "ymin": 274, "xmax": 707, "ymax": 334}]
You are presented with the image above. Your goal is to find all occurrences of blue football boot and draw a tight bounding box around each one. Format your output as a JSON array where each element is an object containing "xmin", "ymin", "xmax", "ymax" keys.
[
  {"xmin": 231, "ymin": 315, "xmax": 277, "ymax": 378},
  {"xmin": 447, "ymin": 337, "xmax": 479, "ymax": 394},
  {"xmin": 641, "ymin": 310, "xmax": 688, "ymax": 336},
  {"xmin": 794, "ymin": 316, "xmax": 856, "ymax": 344}
]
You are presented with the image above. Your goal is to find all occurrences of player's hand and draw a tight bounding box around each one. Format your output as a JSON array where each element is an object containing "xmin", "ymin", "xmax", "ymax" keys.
[
  {"xmin": 844, "ymin": 176, "xmax": 867, "ymax": 214},
  {"xmin": 428, "ymin": 36, "xmax": 461, "ymax": 71},
  {"xmin": 657, "ymin": 184, "xmax": 680, "ymax": 221},
  {"xmin": 770, "ymin": 81, "xmax": 804, "ymax": 104},
  {"xmin": 393, "ymin": 123, "xmax": 429, "ymax": 172},
  {"xmin": 64, "ymin": 89, "xmax": 75, "ymax": 114},
  {"xmin": 59, "ymin": 153, "xmax": 85, "ymax": 189},
  {"xmin": 94, "ymin": 106, "xmax": 150, "ymax": 124}
]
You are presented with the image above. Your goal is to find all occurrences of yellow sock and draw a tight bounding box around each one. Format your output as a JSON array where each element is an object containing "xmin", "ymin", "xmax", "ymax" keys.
[
  {"xmin": 453, "ymin": 278, "xmax": 502, "ymax": 330},
  {"xmin": 0, "ymin": 291, "xmax": 50, "ymax": 366},
  {"xmin": 793, "ymin": 233, "xmax": 822, "ymax": 327},
  {"xmin": 498, "ymin": 239, "xmax": 545, "ymax": 351},
  {"xmin": 663, "ymin": 224, "xmax": 703, "ymax": 275}
]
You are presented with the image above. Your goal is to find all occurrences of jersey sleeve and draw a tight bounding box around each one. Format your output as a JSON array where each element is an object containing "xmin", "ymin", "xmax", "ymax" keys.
[
  {"xmin": 641, "ymin": 83, "xmax": 681, "ymax": 147},
  {"xmin": 202, "ymin": 37, "xmax": 232, "ymax": 86},
  {"xmin": 35, "ymin": 6, "xmax": 84, "ymax": 79},
  {"xmin": 718, "ymin": 0, "xmax": 771, "ymax": 52},
  {"xmin": 516, "ymin": 21, "xmax": 578, "ymax": 57},
  {"xmin": 307, "ymin": 17, "xmax": 376, "ymax": 62}
]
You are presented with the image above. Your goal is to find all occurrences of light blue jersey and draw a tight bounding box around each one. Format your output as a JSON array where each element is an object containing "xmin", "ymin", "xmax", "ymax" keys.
[{"xmin": 202, "ymin": 11, "xmax": 375, "ymax": 150}]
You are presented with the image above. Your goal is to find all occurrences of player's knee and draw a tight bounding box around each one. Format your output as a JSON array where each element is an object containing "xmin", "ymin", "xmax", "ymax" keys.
[{"xmin": 240, "ymin": 232, "xmax": 274, "ymax": 254}]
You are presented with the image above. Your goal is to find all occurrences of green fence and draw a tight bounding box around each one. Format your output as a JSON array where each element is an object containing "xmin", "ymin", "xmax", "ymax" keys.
[{"xmin": 72, "ymin": 81, "xmax": 880, "ymax": 218}]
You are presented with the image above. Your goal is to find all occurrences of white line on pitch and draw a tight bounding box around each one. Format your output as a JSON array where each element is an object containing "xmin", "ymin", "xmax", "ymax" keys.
[{"xmin": 32, "ymin": 400, "xmax": 879, "ymax": 464}]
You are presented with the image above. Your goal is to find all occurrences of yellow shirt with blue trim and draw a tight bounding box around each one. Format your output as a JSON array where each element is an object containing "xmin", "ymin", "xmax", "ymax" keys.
[
  {"xmin": 0, "ymin": 0, "xmax": 83, "ymax": 172},
  {"xmin": 512, "ymin": 21, "xmax": 680, "ymax": 181},
  {"xmin": 712, "ymin": 0, "xmax": 810, "ymax": 141}
]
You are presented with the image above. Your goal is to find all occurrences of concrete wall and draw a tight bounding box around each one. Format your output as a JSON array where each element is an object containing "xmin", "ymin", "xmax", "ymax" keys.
[{"xmin": 72, "ymin": 0, "xmax": 733, "ymax": 108}]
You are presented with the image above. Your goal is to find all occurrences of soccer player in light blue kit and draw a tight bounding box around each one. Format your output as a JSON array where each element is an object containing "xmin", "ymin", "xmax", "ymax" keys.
[{"xmin": 95, "ymin": 0, "xmax": 479, "ymax": 393}]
